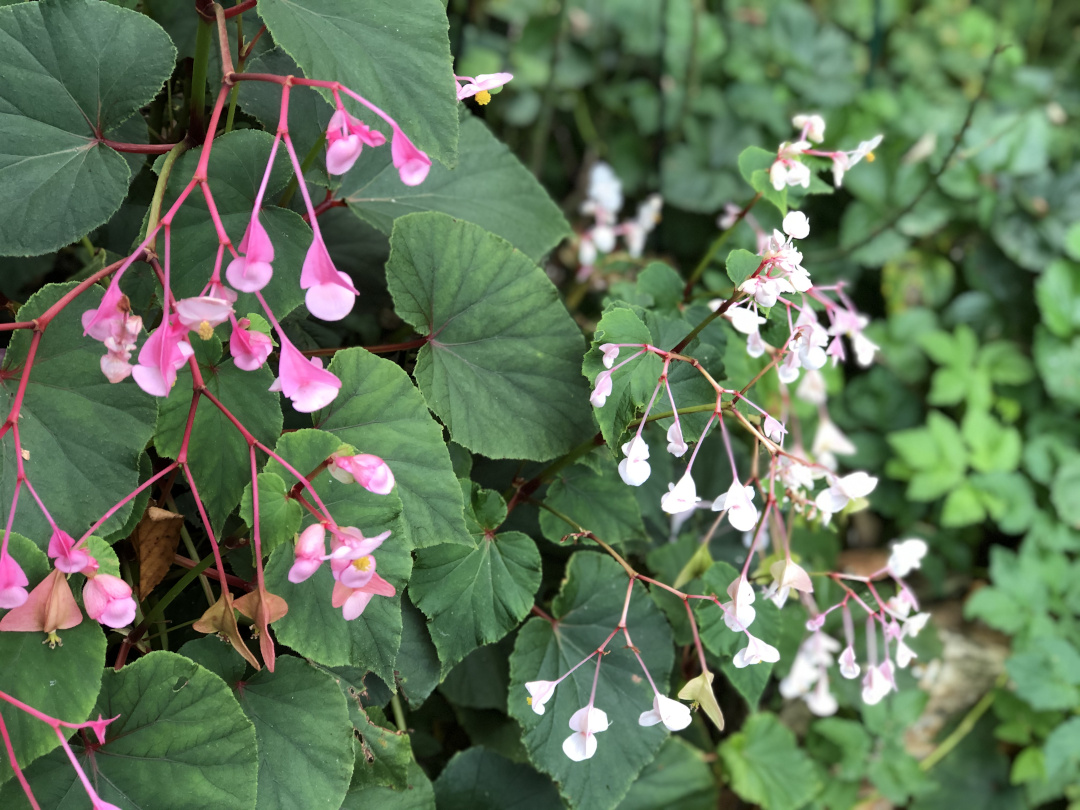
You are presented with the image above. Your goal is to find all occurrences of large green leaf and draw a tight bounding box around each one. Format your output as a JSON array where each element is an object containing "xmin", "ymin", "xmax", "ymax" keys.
[
  {"xmin": 433, "ymin": 748, "xmax": 562, "ymax": 810},
  {"xmin": 235, "ymin": 656, "xmax": 355, "ymax": 810},
  {"xmin": 0, "ymin": 534, "xmax": 106, "ymax": 785},
  {"xmin": 163, "ymin": 128, "xmax": 308, "ymax": 320},
  {"xmin": 718, "ymin": 713, "xmax": 822, "ymax": 810},
  {"xmin": 0, "ymin": 0, "xmax": 176, "ymax": 255},
  {"xmin": 340, "ymin": 116, "xmax": 569, "ymax": 261},
  {"xmin": 345, "ymin": 704, "xmax": 413, "ymax": 791},
  {"xmin": 539, "ymin": 455, "xmax": 647, "ymax": 548},
  {"xmin": 617, "ymin": 737, "xmax": 718, "ymax": 810},
  {"xmin": 155, "ymin": 338, "xmax": 282, "ymax": 537},
  {"xmin": 508, "ymin": 553, "xmax": 675, "ymax": 810},
  {"xmin": 256, "ymin": 0, "xmax": 458, "ymax": 167},
  {"xmin": 261, "ymin": 429, "xmax": 408, "ymax": 683},
  {"xmin": 341, "ymin": 760, "xmax": 435, "ymax": 810},
  {"xmin": 0, "ymin": 283, "xmax": 158, "ymax": 542},
  {"xmin": 386, "ymin": 212, "xmax": 593, "ymax": 461},
  {"xmin": 314, "ymin": 348, "xmax": 471, "ymax": 549},
  {"xmin": 411, "ymin": 502, "xmax": 541, "ymax": 673},
  {"xmin": 3, "ymin": 651, "xmax": 258, "ymax": 809}
]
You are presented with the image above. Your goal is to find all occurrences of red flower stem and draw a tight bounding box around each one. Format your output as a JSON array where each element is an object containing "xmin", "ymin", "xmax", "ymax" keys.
[
  {"xmin": 0, "ymin": 331, "xmax": 41, "ymax": 440},
  {"xmin": 683, "ymin": 598, "xmax": 711, "ymax": 675},
  {"xmin": 172, "ymin": 554, "xmax": 251, "ymax": 591},
  {"xmin": 0, "ymin": 321, "xmax": 36, "ymax": 332},
  {"xmin": 248, "ymin": 446, "xmax": 266, "ymax": 593},
  {"xmin": 0, "ymin": 481, "xmax": 21, "ymax": 564},
  {"xmin": 181, "ymin": 466, "xmax": 232, "ymax": 598},
  {"xmin": 99, "ymin": 139, "xmax": 180, "ymax": 154},
  {"xmin": 303, "ymin": 195, "xmax": 346, "ymax": 222},
  {"xmin": 75, "ymin": 462, "xmax": 179, "ymax": 548},
  {"xmin": 222, "ymin": 0, "xmax": 257, "ymax": 19},
  {"xmin": 302, "ymin": 337, "xmax": 427, "ymax": 357},
  {"xmin": 19, "ymin": 461, "xmax": 58, "ymax": 534},
  {"xmin": 53, "ymin": 728, "xmax": 106, "ymax": 808},
  {"xmin": 0, "ymin": 712, "xmax": 39, "ymax": 810}
]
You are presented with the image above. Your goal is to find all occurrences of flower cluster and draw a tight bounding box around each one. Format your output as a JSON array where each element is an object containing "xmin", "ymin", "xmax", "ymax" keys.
[
  {"xmin": 577, "ymin": 162, "xmax": 663, "ymax": 282},
  {"xmin": 286, "ymin": 452, "xmax": 397, "ymax": 620},
  {"xmin": 0, "ymin": 528, "xmax": 136, "ymax": 646},
  {"xmin": 80, "ymin": 80, "xmax": 431, "ymax": 415},
  {"xmin": 770, "ymin": 113, "xmax": 883, "ymax": 190},
  {"xmin": 781, "ymin": 538, "xmax": 931, "ymax": 713}
]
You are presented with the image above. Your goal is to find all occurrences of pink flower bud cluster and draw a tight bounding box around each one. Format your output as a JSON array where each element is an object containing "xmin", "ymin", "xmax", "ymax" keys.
[
  {"xmin": 286, "ymin": 453, "xmax": 397, "ymax": 620},
  {"xmin": 79, "ymin": 80, "xmax": 432, "ymax": 416},
  {"xmin": 0, "ymin": 528, "xmax": 137, "ymax": 642},
  {"xmin": 576, "ymin": 162, "xmax": 663, "ymax": 283}
]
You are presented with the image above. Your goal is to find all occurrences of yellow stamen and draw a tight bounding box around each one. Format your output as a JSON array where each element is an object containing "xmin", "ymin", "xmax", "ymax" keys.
[
  {"xmin": 526, "ymin": 697, "xmax": 533, "ymax": 705},
  {"xmin": 865, "ymin": 151, "xmax": 876, "ymax": 163},
  {"xmin": 198, "ymin": 320, "xmax": 214, "ymax": 340},
  {"xmin": 44, "ymin": 631, "xmax": 62, "ymax": 649},
  {"xmin": 475, "ymin": 90, "xmax": 491, "ymax": 106},
  {"xmin": 352, "ymin": 556, "xmax": 373, "ymax": 572}
]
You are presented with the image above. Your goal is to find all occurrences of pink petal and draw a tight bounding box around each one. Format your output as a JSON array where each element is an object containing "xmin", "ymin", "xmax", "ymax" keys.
[
  {"xmin": 326, "ymin": 135, "xmax": 363, "ymax": 176},
  {"xmin": 390, "ymin": 126, "xmax": 431, "ymax": 186}
]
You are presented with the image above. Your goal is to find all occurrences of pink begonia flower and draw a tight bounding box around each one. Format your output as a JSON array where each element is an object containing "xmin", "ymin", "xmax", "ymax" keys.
[
  {"xmin": 226, "ymin": 215, "xmax": 275, "ymax": 293},
  {"xmin": 207, "ymin": 278, "xmax": 238, "ymax": 305},
  {"xmin": 82, "ymin": 279, "xmax": 130, "ymax": 341},
  {"xmin": 793, "ymin": 113, "xmax": 826, "ymax": 143},
  {"xmin": 590, "ymin": 370, "xmax": 613, "ymax": 408},
  {"xmin": 525, "ymin": 680, "xmax": 558, "ymax": 715},
  {"xmin": 888, "ymin": 538, "xmax": 928, "ymax": 578},
  {"xmin": 331, "ymin": 553, "xmax": 379, "ymax": 590},
  {"xmin": 456, "ymin": 72, "xmax": 513, "ymax": 102},
  {"xmin": 733, "ymin": 634, "xmax": 780, "ymax": 668},
  {"xmin": 666, "ymin": 421, "xmax": 688, "ymax": 457},
  {"xmin": 329, "ymin": 453, "xmax": 395, "ymax": 494},
  {"xmin": 83, "ymin": 574, "xmax": 137, "ymax": 629},
  {"xmin": 99, "ymin": 313, "xmax": 142, "ymax": 384},
  {"xmin": 325, "ymin": 109, "xmax": 387, "ymax": 176},
  {"xmin": 815, "ymin": 471, "xmax": 878, "ymax": 515},
  {"xmin": 722, "ymin": 575, "xmax": 756, "ymax": 631},
  {"xmin": 269, "ymin": 338, "xmax": 342, "ymax": 413},
  {"xmin": 288, "ymin": 524, "xmax": 328, "ymax": 584},
  {"xmin": 639, "ymin": 694, "xmax": 692, "ymax": 731},
  {"xmin": 661, "ymin": 470, "xmax": 700, "ymax": 514},
  {"xmin": 390, "ymin": 125, "xmax": 431, "ymax": 186},
  {"xmin": 562, "ymin": 706, "xmax": 609, "ymax": 762},
  {"xmin": 0, "ymin": 550, "xmax": 29, "ymax": 609},
  {"xmin": 712, "ymin": 480, "xmax": 759, "ymax": 532},
  {"xmin": 599, "ymin": 343, "xmax": 621, "ymax": 369},
  {"xmin": 838, "ymin": 645, "xmax": 861, "ymax": 679},
  {"xmin": 330, "ymin": 573, "xmax": 395, "ymax": 621},
  {"xmin": 0, "ymin": 568, "xmax": 82, "ymax": 634},
  {"xmin": 48, "ymin": 529, "xmax": 93, "ymax": 575},
  {"xmin": 131, "ymin": 318, "xmax": 194, "ymax": 398},
  {"xmin": 230, "ymin": 317, "xmax": 274, "ymax": 371},
  {"xmin": 617, "ymin": 436, "xmax": 651, "ymax": 486},
  {"xmin": 330, "ymin": 527, "xmax": 391, "ymax": 562},
  {"xmin": 175, "ymin": 296, "xmax": 234, "ymax": 339},
  {"xmin": 300, "ymin": 234, "xmax": 359, "ymax": 321}
]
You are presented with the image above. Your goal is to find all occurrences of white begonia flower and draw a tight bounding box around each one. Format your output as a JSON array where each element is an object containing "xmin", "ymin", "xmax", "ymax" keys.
[
  {"xmin": 849, "ymin": 134, "xmax": 884, "ymax": 167},
  {"xmin": 666, "ymin": 422, "xmax": 688, "ymax": 457},
  {"xmin": 770, "ymin": 558, "xmax": 814, "ymax": 594},
  {"xmin": 740, "ymin": 275, "xmax": 795, "ymax": 309},
  {"xmin": 777, "ymin": 349, "xmax": 802, "ymax": 385},
  {"xmin": 903, "ymin": 612, "xmax": 931, "ymax": 638},
  {"xmin": 795, "ymin": 369, "xmax": 828, "ymax": 405},
  {"xmin": 625, "ymin": 194, "xmax": 663, "ymax": 257},
  {"xmin": 727, "ymin": 304, "xmax": 767, "ymax": 335},
  {"xmin": 525, "ymin": 680, "xmax": 558, "ymax": 715},
  {"xmin": 661, "ymin": 471, "xmax": 700, "ymax": 515},
  {"xmin": 733, "ymin": 634, "xmax": 781, "ymax": 668},
  {"xmin": 562, "ymin": 705, "xmax": 610, "ymax": 762},
  {"xmin": 792, "ymin": 113, "xmax": 826, "ymax": 143},
  {"xmin": 578, "ymin": 237, "xmax": 597, "ymax": 267},
  {"xmin": 592, "ymin": 224, "xmax": 616, "ymax": 253},
  {"xmin": 583, "ymin": 162, "xmax": 623, "ymax": 216},
  {"xmin": 887, "ymin": 538, "xmax": 928, "ymax": 578},
  {"xmin": 618, "ymin": 436, "xmax": 651, "ymax": 486},
  {"xmin": 838, "ymin": 645, "xmax": 861, "ymax": 679},
  {"xmin": 861, "ymin": 665, "xmax": 892, "ymax": 705},
  {"xmin": 590, "ymin": 370, "xmax": 613, "ymax": 408},
  {"xmin": 811, "ymin": 417, "xmax": 857, "ymax": 469},
  {"xmin": 599, "ymin": 343, "xmax": 620, "ymax": 369},
  {"xmin": 806, "ymin": 677, "xmax": 839, "ymax": 716},
  {"xmin": 782, "ymin": 211, "xmax": 810, "ymax": 240},
  {"xmin": 895, "ymin": 638, "xmax": 917, "ymax": 669},
  {"xmin": 815, "ymin": 471, "xmax": 878, "ymax": 515},
  {"xmin": 712, "ymin": 480, "xmax": 759, "ymax": 532},
  {"xmin": 638, "ymin": 694, "xmax": 692, "ymax": 731},
  {"xmin": 722, "ymin": 575, "xmax": 757, "ymax": 631},
  {"xmin": 763, "ymin": 415, "xmax": 787, "ymax": 443},
  {"xmin": 746, "ymin": 330, "xmax": 767, "ymax": 358}
]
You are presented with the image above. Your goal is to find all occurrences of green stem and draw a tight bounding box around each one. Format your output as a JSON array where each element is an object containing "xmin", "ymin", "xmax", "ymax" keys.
[
  {"xmin": 528, "ymin": 0, "xmax": 570, "ymax": 176},
  {"xmin": 919, "ymin": 672, "xmax": 1007, "ymax": 772},
  {"xmin": 224, "ymin": 1, "xmax": 245, "ymax": 133},
  {"xmin": 390, "ymin": 694, "xmax": 407, "ymax": 732},
  {"xmin": 190, "ymin": 17, "xmax": 215, "ymax": 138},
  {"xmin": 278, "ymin": 134, "xmax": 327, "ymax": 208},
  {"xmin": 682, "ymin": 191, "xmax": 761, "ymax": 298},
  {"xmin": 144, "ymin": 140, "xmax": 190, "ymax": 249},
  {"xmin": 169, "ymin": 494, "xmax": 215, "ymax": 606}
]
